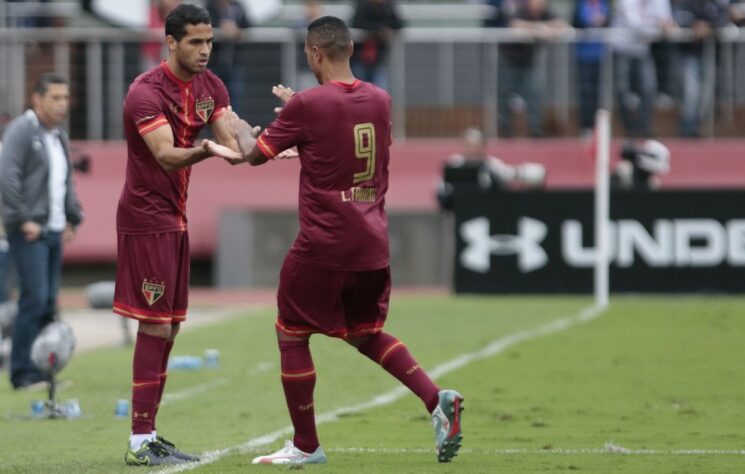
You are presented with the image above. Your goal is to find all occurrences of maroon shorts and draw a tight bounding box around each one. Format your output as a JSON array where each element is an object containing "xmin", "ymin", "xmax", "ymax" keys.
[
  {"xmin": 276, "ymin": 256, "xmax": 391, "ymax": 339},
  {"xmin": 113, "ymin": 231, "xmax": 189, "ymax": 324}
]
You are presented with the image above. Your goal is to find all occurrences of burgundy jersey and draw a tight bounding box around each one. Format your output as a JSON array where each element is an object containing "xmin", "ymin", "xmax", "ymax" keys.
[
  {"xmin": 117, "ymin": 61, "xmax": 229, "ymax": 234},
  {"xmin": 257, "ymin": 80, "xmax": 392, "ymax": 271}
]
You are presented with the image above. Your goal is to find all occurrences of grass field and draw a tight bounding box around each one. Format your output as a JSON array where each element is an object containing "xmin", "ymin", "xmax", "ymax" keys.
[{"xmin": 1, "ymin": 295, "xmax": 744, "ymax": 473}]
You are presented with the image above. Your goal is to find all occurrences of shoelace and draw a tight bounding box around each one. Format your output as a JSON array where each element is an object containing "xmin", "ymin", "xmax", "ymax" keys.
[
  {"xmin": 280, "ymin": 440, "xmax": 295, "ymax": 454},
  {"xmin": 157, "ymin": 436, "xmax": 175, "ymax": 449},
  {"xmin": 147, "ymin": 440, "xmax": 172, "ymax": 457}
]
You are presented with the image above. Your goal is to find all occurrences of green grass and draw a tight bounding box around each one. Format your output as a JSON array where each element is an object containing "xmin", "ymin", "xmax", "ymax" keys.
[{"xmin": 1, "ymin": 295, "xmax": 744, "ymax": 473}]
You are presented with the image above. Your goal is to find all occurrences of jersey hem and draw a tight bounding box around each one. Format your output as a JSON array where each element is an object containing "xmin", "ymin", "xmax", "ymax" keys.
[
  {"xmin": 286, "ymin": 252, "xmax": 389, "ymax": 272},
  {"xmin": 116, "ymin": 225, "xmax": 188, "ymax": 236}
]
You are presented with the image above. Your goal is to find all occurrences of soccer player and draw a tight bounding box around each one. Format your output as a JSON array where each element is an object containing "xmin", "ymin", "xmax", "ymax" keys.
[
  {"xmin": 115, "ymin": 4, "xmax": 243, "ymax": 466},
  {"xmin": 205, "ymin": 16, "xmax": 464, "ymax": 465}
]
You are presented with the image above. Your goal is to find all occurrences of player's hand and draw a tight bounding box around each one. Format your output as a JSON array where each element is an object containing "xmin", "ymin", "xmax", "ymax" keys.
[
  {"xmin": 21, "ymin": 221, "xmax": 42, "ymax": 241},
  {"xmin": 224, "ymin": 107, "xmax": 259, "ymax": 139},
  {"xmin": 272, "ymin": 84, "xmax": 295, "ymax": 104},
  {"xmin": 202, "ymin": 139, "xmax": 244, "ymax": 161},
  {"xmin": 276, "ymin": 148, "xmax": 299, "ymax": 160}
]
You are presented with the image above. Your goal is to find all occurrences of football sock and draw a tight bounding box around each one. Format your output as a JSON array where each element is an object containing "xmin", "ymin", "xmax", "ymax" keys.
[
  {"xmin": 357, "ymin": 332, "xmax": 440, "ymax": 413},
  {"xmin": 131, "ymin": 332, "xmax": 167, "ymax": 435},
  {"xmin": 279, "ymin": 338, "xmax": 319, "ymax": 454},
  {"xmin": 152, "ymin": 340, "xmax": 174, "ymax": 431},
  {"xmin": 129, "ymin": 432, "xmax": 155, "ymax": 451}
]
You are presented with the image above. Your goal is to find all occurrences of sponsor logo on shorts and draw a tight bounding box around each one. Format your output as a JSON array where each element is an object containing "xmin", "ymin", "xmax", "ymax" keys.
[
  {"xmin": 142, "ymin": 279, "xmax": 165, "ymax": 306},
  {"xmin": 195, "ymin": 98, "xmax": 215, "ymax": 122}
]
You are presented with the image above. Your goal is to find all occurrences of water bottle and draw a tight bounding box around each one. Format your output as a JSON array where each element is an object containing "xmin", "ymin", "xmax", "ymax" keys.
[
  {"xmin": 168, "ymin": 355, "xmax": 203, "ymax": 371},
  {"xmin": 61, "ymin": 399, "xmax": 82, "ymax": 418},
  {"xmin": 31, "ymin": 400, "xmax": 45, "ymax": 417},
  {"xmin": 204, "ymin": 349, "xmax": 220, "ymax": 369},
  {"xmin": 115, "ymin": 399, "xmax": 129, "ymax": 418}
]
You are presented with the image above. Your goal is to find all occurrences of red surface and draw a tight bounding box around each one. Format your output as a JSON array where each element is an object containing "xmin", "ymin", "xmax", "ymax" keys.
[{"xmin": 66, "ymin": 138, "xmax": 745, "ymax": 262}]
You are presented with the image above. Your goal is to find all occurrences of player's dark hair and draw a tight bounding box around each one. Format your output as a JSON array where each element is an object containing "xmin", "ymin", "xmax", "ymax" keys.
[
  {"xmin": 33, "ymin": 73, "xmax": 68, "ymax": 96},
  {"xmin": 307, "ymin": 16, "xmax": 353, "ymax": 60},
  {"xmin": 165, "ymin": 4, "xmax": 211, "ymax": 42}
]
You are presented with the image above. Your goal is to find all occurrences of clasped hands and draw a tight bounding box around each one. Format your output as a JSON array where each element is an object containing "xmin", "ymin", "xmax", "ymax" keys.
[{"xmin": 203, "ymin": 84, "xmax": 299, "ymax": 164}]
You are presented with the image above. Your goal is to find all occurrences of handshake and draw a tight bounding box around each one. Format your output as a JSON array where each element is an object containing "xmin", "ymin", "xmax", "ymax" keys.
[{"xmin": 203, "ymin": 84, "xmax": 299, "ymax": 165}]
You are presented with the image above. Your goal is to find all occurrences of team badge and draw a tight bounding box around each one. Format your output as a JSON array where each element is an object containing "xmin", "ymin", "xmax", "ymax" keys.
[
  {"xmin": 142, "ymin": 279, "xmax": 165, "ymax": 306},
  {"xmin": 195, "ymin": 98, "xmax": 215, "ymax": 122}
]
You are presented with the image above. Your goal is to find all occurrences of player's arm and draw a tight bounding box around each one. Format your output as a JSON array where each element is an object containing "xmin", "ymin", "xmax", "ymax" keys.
[
  {"xmin": 204, "ymin": 108, "xmax": 273, "ymax": 166},
  {"xmin": 209, "ymin": 113, "xmax": 242, "ymax": 160},
  {"xmin": 142, "ymin": 123, "xmax": 211, "ymax": 171}
]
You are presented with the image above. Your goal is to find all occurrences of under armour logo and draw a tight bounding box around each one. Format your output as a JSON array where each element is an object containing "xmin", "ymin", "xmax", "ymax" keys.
[
  {"xmin": 133, "ymin": 411, "xmax": 150, "ymax": 419},
  {"xmin": 460, "ymin": 217, "xmax": 548, "ymax": 273}
]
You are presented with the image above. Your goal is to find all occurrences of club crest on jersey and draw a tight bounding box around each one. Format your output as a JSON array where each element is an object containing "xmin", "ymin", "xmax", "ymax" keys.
[
  {"xmin": 195, "ymin": 98, "xmax": 215, "ymax": 122},
  {"xmin": 142, "ymin": 279, "xmax": 165, "ymax": 306}
]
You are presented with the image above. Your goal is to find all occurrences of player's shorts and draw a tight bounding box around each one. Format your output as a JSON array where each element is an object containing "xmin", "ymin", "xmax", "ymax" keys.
[
  {"xmin": 276, "ymin": 256, "xmax": 391, "ymax": 339},
  {"xmin": 113, "ymin": 231, "xmax": 189, "ymax": 324}
]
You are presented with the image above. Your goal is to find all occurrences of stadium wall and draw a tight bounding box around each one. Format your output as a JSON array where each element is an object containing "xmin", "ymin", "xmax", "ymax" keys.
[{"xmin": 65, "ymin": 138, "xmax": 745, "ymax": 285}]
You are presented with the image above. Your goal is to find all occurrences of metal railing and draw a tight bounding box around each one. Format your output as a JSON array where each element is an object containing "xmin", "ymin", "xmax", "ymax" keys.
[{"xmin": 0, "ymin": 26, "xmax": 744, "ymax": 139}]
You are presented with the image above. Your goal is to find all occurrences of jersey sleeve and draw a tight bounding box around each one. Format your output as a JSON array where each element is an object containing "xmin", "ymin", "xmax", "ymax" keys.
[
  {"xmin": 127, "ymin": 84, "xmax": 169, "ymax": 136},
  {"xmin": 209, "ymin": 75, "xmax": 230, "ymax": 123},
  {"xmin": 256, "ymin": 94, "xmax": 307, "ymax": 159}
]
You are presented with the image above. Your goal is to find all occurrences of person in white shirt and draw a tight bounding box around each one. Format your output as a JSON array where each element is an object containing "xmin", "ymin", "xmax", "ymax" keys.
[
  {"xmin": 612, "ymin": 0, "xmax": 674, "ymax": 137},
  {"xmin": 0, "ymin": 73, "xmax": 83, "ymax": 389}
]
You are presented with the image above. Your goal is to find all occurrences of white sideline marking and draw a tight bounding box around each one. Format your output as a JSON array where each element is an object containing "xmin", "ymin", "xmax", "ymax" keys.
[
  {"xmin": 160, "ymin": 362, "xmax": 274, "ymax": 407},
  {"xmin": 324, "ymin": 446, "xmax": 745, "ymax": 456},
  {"xmin": 156, "ymin": 304, "xmax": 607, "ymax": 473},
  {"xmin": 160, "ymin": 378, "xmax": 230, "ymax": 407}
]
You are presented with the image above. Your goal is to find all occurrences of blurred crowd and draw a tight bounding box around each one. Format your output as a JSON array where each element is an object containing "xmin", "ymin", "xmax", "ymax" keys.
[
  {"xmin": 485, "ymin": 0, "xmax": 744, "ymax": 138},
  {"xmin": 3, "ymin": 0, "xmax": 745, "ymax": 139}
]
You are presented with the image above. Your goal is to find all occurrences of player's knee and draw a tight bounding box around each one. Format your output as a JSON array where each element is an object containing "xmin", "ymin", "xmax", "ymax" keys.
[
  {"xmin": 138, "ymin": 322, "xmax": 172, "ymax": 339},
  {"xmin": 346, "ymin": 333, "xmax": 376, "ymax": 348},
  {"xmin": 170, "ymin": 322, "xmax": 181, "ymax": 339},
  {"xmin": 276, "ymin": 331, "xmax": 309, "ymax": 351}
]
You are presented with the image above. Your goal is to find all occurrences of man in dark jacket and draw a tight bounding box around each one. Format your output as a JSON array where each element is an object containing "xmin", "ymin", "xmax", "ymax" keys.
[{"xmin": 0, "ymin": 73, "xmax": 83, "ymax": 389}]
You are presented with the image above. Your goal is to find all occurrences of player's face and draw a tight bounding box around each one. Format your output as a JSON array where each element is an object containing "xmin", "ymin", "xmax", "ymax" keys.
[
  {"xmin": 32, "ymin": 83, "xmax": 70, "ymax": 128},
  {"xmin": 171, "ymin": 23, "xmax": 214, "ymax": 75}
]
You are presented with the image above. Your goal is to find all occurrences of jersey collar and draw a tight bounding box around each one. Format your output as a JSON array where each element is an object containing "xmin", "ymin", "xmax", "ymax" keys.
[
  {"xmin": 160, "ymin": 60, "xmax": 193, "ymax": 87},
  {"xmin": 329, "ymin": 79, "xmax": 361, "ymax": 90}
]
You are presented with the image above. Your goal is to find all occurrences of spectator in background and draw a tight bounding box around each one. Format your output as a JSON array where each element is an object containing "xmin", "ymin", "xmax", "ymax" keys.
[
  {"xmin": 483, "ymin": 0, "xmax": 516, "ymax": 27},
  {"xmin": 497, "ymin": 0, "xmax": 569, "ymax": 138},
  {"xmin": 142, "ymin": 0, "xmax": 182, "ymax": 71},
  {"xmin": 0, "ymin": 73, "xmax": 84, "ymax": 390},
  {"xmin": 5, "ymin": 0, "xmax": 56, "ymax": 27},
  {"xmin": 731, "ymin": 1, "xmax": 745, "ymax": 25},
  {"xmin": 296, "ymin": 0, "xmax": 324, "ymax": 90},
  {"xmin": 572, "ymin": 0, "xmax": 610, "ymax": 136},
  {"xmin": 672, "ymin": 0, "xmax": 730, "ymax": 137},
  {"xmin": 612, "ymin": 0, "xmax": 674, "ymax": 138},
  {"xmin": 351, "ymin": 0, "xmax": 404, "ymax": 91},
  {"xmin": 206, "ymin": 0, "xmax": 251, "ymax": 117}
]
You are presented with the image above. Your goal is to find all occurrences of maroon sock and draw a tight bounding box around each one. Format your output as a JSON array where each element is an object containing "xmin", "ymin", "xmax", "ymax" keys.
[
  {"xmin": 131, "ymin": 332, "xmax": 168, "ymax": 435},
  {"xmin": 357, "ymin": 332, "xmax": 440, "ymax": 413},
  {"xmin": 152, "ymin": 340, "xmax": 174, "ymax": 432},
  {"xmin": 279, "ymin": 338, "xmax": 319, "ymax": 454}
]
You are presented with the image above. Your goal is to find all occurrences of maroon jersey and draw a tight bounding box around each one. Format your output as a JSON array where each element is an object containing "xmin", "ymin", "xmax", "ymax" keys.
[
  {"xmin": 117, "ymin": 61, "xmax": 229, "ymax": 234},
  {"xmin": 257, "ymin": 80, "xmax": 391, "ymax": 271}
]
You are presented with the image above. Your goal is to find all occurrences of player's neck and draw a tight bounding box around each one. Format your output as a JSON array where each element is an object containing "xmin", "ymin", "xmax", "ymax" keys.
[
  {"xmin": 320, "ymin": 65, "xmax": 355, "ymax": 85},
  {"xmin": 165, "ymin": 57, "xmax": 196, "ymax": 83}
]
